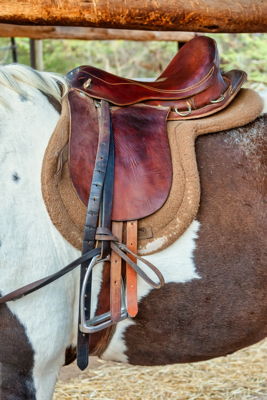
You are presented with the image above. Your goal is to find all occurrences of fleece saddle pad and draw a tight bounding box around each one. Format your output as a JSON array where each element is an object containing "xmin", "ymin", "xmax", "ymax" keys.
[{"xmin": 42, "ymin": 88, "xmax": 263, "ymax": 255}]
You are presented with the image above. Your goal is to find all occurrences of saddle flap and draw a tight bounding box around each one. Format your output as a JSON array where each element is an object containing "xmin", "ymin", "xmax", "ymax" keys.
[{"xmin": 68, "ymin": 89, "xmax": 172, "ymax": 221}]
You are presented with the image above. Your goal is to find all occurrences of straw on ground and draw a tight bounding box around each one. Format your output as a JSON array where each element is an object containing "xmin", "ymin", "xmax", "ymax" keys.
[{"xmin": 54, "ymin": 338, "xmax": 267, "ymax": 400}]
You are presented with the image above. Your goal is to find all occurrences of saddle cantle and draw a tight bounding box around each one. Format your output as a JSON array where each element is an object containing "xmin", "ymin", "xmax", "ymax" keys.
[{"xmin": 41, "ymin": 36, "xmax": 263, "ymax": 369}]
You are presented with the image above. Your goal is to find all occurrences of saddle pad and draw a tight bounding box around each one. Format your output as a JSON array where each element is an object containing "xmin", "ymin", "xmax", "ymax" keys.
[
  {"xmin": 68, "ymin": 89, "xmax": 172, "ymax": 221},
  {"xmin": 41, "ymin": 89, "xmax": 263, "ymax": 255}
]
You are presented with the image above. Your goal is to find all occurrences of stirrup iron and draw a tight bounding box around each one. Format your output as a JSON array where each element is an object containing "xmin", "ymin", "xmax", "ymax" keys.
[{"xmin": 79, "ymin": 255, "xmax": 128, "ymax": 334}]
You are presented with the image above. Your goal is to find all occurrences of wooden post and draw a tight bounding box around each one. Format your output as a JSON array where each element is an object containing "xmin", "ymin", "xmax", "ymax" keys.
[
  {"xmin": 10, "ymin": 37, "xmax": 17, "ymax": 62},
  {"xmin": 29, "ymin": 39, "xmax": 43, "ymax": 70}
]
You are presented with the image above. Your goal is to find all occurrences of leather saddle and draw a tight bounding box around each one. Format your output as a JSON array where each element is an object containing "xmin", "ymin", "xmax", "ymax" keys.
[
  {"xmin": 65, "ymin": 36, "xmax": 246, "ymax": 369},
  {"xmin": 67, "ymin": 36, "xmax": 246, "ymax": 221}
]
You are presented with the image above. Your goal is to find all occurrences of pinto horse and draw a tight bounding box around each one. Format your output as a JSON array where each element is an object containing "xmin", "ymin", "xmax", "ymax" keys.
[{"xmin": 0, "ymin": 65, "xmax": 266, "ymax": 400}]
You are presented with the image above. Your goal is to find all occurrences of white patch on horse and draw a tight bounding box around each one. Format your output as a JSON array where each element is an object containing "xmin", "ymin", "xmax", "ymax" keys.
[
  {"xmin": 102, "ymin": 319, "xmax": 135, "ymax": 363},
  {"xmin": 91, "ymin": 262, "xmax": 104, "ymax": 316},
  {"xmin": 0, "ymin": 81, "xmax": 79, "ymax": 399},
  {"xmin": 102, "ymin": 220, "xmax": 200, "ymax": 362},
  {"xmin": 139, "ymin": 236, "xmax": 167, "ymax": 255}
]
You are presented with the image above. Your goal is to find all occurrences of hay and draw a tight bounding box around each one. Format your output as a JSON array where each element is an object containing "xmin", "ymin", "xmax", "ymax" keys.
[{"xmin": 54, "ymin": 339, "xmax": 267, "ymax": 400}]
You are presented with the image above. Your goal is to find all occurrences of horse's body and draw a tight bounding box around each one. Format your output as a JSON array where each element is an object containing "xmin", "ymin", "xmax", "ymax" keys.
[{"xmin": 0, "ymin": 66, "xmax": 266, "ymax": 400}]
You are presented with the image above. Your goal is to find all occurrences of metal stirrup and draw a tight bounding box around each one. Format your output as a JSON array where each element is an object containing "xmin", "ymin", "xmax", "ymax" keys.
[{"xmin": 79, "ymin": 255, "xmax": 128, "ymax": 334}]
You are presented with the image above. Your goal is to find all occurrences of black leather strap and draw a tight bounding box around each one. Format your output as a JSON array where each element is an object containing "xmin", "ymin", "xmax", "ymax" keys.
[
  {"xmin": 0, "ymin": 248, "xmax": 101, "ymax": 304},
  {"xmin": 100, "ymin": 122, "xmax": 115, "ymax": 259},
  {"xmin": 77, "ymin": 100, "xmax": 112, "ymax": 370}
]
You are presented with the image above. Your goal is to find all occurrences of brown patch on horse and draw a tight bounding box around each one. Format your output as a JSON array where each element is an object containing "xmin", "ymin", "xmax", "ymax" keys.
[
  {"xmin": 64, "ymin": 346, "xmax": 77, "ymax": 366},
  {"xmin": 124, "ymin": 116, "xmax": 267, "ymax": 365},
  {"xmin": 0, "ymin": 300, "xmax": 36, "ymax": 398},
  {"xmin": 42, "ymin": 92, "xmax": 62, "ymax": 114}
]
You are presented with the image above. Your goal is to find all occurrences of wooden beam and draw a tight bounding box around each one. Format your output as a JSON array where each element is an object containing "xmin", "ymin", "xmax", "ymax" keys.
[
  {"xmin": 0, "ymin": 1, "xmax": 266, "ymax": 33},
  {"xmin": 0, "ymin": 25, "xmax": 197, "ymax": 41}
]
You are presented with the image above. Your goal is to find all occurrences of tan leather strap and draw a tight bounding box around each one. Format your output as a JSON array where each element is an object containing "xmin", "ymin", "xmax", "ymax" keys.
[
  {"xmin": 110, "ymin": 221, "xmax": 123, "ymax": 322},
  {"xmin": 126, "ymin": 221, "xmax": 138, "ymax": 317}
]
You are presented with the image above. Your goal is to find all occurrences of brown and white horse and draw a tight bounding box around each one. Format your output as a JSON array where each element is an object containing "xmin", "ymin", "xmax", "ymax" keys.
[{"xmin": 0, "ymin": 65, "xmax": 266, "ymax": 399}]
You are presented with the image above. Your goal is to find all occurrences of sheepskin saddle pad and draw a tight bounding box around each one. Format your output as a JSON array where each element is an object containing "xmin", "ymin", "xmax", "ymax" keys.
[{"xmin": 41, "ymin": 87, "xmax": 263, "ymax": 256}]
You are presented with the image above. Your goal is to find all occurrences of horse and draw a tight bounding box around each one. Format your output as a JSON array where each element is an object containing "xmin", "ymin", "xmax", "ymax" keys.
[{"xmin": 0, "ymin": 64, "xmax": 266, "ymax": 400}]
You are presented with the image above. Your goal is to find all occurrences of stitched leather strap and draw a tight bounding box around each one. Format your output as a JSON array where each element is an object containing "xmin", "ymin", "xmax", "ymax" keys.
[
  {"xmin": 77, "ymin": 99, "xmax": 112, "ymax": 370},
  {"xmin": 126, "ymin": 221, "xmax": 138, "ymax": 317},
  {"xmin": 110, "ymin": 222, "xmax": 123, "ymax": 322}
]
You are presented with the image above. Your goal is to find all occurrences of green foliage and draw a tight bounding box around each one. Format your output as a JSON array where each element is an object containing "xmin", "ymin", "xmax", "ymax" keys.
[
  {"xmin": 42, "ymin": 39, "xmax": 177, "ymax": 78},
  {"xmin": 0, "ymin": 33, "xmax": 266, "ymax": 86},
  {"xmin": 210, "ymin": 34, "xmax": 267, "ymax": 84}
]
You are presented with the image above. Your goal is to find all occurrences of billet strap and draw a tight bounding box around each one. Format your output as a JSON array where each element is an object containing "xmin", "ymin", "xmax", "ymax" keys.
[
  {"xmin": 0, "ymin": 248, "xmax": 101, "ymax": 304},
  {"xmin": 126, "ymin": 221, "xmax": 138, "ymax": 317},
  {"xmin": 77, "ymin": 99, "xmax": 112, "ymax": 370},
  {"xmin": 110, "ymin": 222, "xmax": 123, "ymax": 322}
]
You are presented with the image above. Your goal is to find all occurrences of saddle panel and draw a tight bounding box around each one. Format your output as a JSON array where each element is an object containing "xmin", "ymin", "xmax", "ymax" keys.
[
  {"xmin": 68, "ymin": 90, "xmax": 172, "ymax": 221},
  {"xmin": 67, "ymin": 37, "xmax": 222, "ymax": 106}
]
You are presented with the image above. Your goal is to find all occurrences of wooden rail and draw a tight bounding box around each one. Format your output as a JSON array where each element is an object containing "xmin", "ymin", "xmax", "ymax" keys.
[
  {"xmin": 0, "ymin": 25, "xmax": 196, "ymax": 41},
  {"xmin": 0, "ymin": 1, "xmax": 266, "ymax": 33}
]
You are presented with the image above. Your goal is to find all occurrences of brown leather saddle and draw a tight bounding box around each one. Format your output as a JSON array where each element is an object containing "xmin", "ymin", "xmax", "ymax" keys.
[
  {"xmin": 65, "ymin": 36, "xmax": 246, "ymax": 369},
  {"xmin": 67, "ymin": 36, "xmax": 245, "ymax": 221}
]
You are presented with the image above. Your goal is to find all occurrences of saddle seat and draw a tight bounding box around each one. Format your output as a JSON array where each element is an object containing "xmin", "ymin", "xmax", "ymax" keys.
[{"xmin": 67, "ymin": 36, "xmax": 246, "ymax": 119}]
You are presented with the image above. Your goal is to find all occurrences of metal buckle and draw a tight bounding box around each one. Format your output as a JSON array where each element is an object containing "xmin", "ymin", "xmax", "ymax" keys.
[
  {"xmin": 79, "ymin": 255, "xmax": 128, "ymax": 334},
  {"xmin": 174, "ymin": 102, "xmax": 192, "ymax": 117},
  {"xmin": 210, "ymin": 94, "xmax": 225, "ymax": 104},
  {"xmin": 83, "ymin": 78, "xmax": 92, "ymax": 89}
]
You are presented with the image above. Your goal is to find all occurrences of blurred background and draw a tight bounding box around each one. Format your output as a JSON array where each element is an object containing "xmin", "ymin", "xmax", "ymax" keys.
[{"xmin": 0, "ymin": 33, "xmax": 266, "ymax": 91}]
